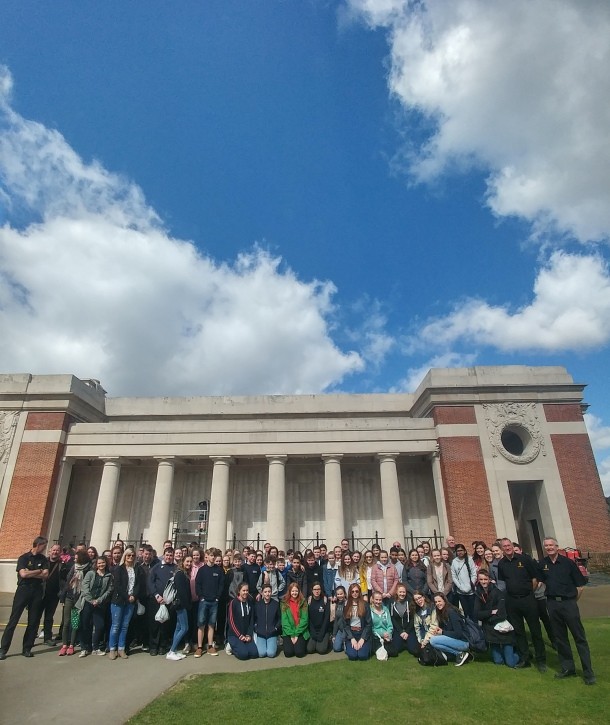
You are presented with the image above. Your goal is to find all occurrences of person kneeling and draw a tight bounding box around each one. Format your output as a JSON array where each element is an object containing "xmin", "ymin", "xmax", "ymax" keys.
[
  {"xmin": 343, "ymin": 584, "xmax": 372, "ymax": 661},
  {"xmin": 227, "ymin": 583, "xmax": 259, "ymax": 660},
  {"xmin": 280, "ymin": 583, "xmax": 309, "ymax": 658},
  {"xmin": 307, "ymin": 582, "xmax": 330, "ymax": 654},
  {"xmin": 254, "ymin": 584, "xmax": 280, "ymax": 658}
]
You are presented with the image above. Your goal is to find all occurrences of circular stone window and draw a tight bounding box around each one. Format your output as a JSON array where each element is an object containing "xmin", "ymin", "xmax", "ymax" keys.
[{"xmin": 499, "ymin": 423, "xmax": 536, "ymax": 462}]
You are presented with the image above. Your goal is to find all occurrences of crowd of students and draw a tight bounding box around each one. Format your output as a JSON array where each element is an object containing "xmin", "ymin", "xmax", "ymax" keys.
[{"xmin": 4, "ymin": 533, "xmax": 577, "ymax": 671}]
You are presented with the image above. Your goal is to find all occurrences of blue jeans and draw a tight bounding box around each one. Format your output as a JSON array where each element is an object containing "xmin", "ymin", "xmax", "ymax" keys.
[
  {"xmin": 171, "ymin": 609, "xmax": 189, "ymax": 653},
  {"xmin": 255, "ymin": 634, "xmax": 278, "ymax": 658},
  {"xmin": 345, "ymin": 633, "xmax": 370, "ymax": 661},
  {"xmin": 491, "ymin": 643, "xmax": 519, "ymax": 667},
  {"xmin": 109, "ymin": 603, "xmax": 135, "ymax": 651},
  {"xmin": 429, "ymin": 634, "xmax": 469, "ymax": 657},
  {"xmin": 333, "ymin": 630, "xmax": 346, "ymax": 652}
]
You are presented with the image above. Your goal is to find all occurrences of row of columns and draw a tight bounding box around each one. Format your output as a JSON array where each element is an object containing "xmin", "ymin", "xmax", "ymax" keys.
[{"xmin": 88, "ymin": 452, "xmax": 409, "ymax": 550}]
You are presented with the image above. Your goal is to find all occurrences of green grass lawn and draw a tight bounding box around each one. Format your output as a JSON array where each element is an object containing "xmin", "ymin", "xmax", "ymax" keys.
[{"xmin": 130, "ymin": 619, "xmax": 609, "ymax": 725}]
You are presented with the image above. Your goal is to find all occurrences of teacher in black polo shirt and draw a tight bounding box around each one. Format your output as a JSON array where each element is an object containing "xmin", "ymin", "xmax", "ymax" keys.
[
  {"xmin": 540, "ymin": 537, "xmax": 595, "ymax": 685},
  {"xmin": 497, "ymin": 537, "xmax": 546, "ymax": 672},
  {"xmin": 0, "ymin": 536, "xmax": 49, "ymax": 660}
]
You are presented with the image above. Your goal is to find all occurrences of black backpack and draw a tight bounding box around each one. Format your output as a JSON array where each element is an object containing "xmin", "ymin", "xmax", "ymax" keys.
[
  {"xmin": 461, "ymin": 615, "xmax": 487, "ymax": 653},
  {"xmin": 418, "ymin": 643, "xmax": 448, "ymax": 666}
]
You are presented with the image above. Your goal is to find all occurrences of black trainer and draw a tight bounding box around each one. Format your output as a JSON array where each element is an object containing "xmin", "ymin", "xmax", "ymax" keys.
[
  {"xmin": 0, "ymin": 649, "xmax": 7, "ymax": 661},
  {"xmin": 22, "ymin": 649, "xmax": 34, "ymax": 658},
  {"xmin": 554, "ymin": 670, "xmax": 576, "ymax": 680}
]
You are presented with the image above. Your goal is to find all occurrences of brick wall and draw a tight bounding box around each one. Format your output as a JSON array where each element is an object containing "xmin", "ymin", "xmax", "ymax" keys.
[
  {"xmin": 438, "ymin": 436, "xmax": 497, "ymax": 546},
  {"xmin": 550, "ymin": 433, "xmax": 610, "ymax": 553},
  {"xmin": 0, "ymin": 412, "xmax": 70, "ymax": 558},
  {"xmin": 432, "ymin": 406, "xmax": 477, "ymax": 425},
  {"xmin": 543, "ymin": 404, "xmax": 583, "ymax": 423}
]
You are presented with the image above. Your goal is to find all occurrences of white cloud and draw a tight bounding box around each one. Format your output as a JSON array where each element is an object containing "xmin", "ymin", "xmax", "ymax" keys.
[
  {"xmin": 351, "ymin": 0, "xmax": 610, "ymax": 242},
  {"xmin": 393, "ymin": 351, "xmax": 476, "ymax": 392},
  {"xmin": 417, "ymin": 252, "xmax": 610, "ymax": 352},
  {"xmin": 598, "ymin": 458, "xmax": 610, "ymax": 498},
  {"xmin": 0, "ymin": 67, "xmax": 362, "ymax": 396},
  {"xmin": 585, "ymin": 413, "xmax": 610, "ymax": 452}
]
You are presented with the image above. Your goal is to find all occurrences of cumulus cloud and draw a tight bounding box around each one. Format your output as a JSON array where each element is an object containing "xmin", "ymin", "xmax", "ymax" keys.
[
  {"xmin": 350, "ymin": 0, "xmax": 610, "ymax": 242},
  {"xmin": 417, "ymin": 252, "xmax": 610, "ymax": 352},
  {"xmin": 585, "ymin": 414, "xmax": 610, "ymax": 496},
  {"xmin": 0, "ymin": 67, "xmax": 362, "ymax": 396}
]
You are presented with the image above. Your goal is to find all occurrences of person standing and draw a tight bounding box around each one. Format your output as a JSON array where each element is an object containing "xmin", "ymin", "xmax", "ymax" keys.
[
  {"xmin": 498, "ymin": 538, "xmax": 546, "ymax": 672},
  {"xmin": 39, "ymin": 543, "xmax": 68, "ymax": 646},
  {"xmin": 541, "ymin": 537, "xmax": 595, "ymax": 685},
  {"xmin": 0, "ymin": 536, "xmax": 49, "ymax": 659}
]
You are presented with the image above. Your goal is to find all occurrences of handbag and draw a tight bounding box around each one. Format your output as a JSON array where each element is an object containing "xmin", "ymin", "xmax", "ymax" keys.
[
  {"xmin": 70, "ymin": 606, "xmax": 80, "ymax": 630},
  {"xmin": 375, "ymin": 637, "xmax": 388, "ymax": 661},
  {"xmin": 418, "ymin": 643, "xmax": 447, "ymax": 666}
]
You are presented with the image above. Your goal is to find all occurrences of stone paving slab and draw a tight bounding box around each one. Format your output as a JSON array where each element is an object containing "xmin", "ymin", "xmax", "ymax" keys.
[{"xmin": 1, "ymin": 586, "xmax": 608, "ymax": 725}]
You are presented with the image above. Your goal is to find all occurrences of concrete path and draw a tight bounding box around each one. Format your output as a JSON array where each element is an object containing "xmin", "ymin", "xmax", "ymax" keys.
[{"xmin": 1, "ymin": 586, "xmax": 608, "ymax": 725}]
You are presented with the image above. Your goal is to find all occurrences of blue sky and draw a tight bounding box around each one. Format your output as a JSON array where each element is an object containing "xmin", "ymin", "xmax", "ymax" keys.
[{"xmin": 1, "ymin": 1, "xmax": 609, "ymax": 490}]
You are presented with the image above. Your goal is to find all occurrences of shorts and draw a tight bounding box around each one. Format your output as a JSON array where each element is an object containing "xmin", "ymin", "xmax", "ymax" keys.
[{"xmin": 197, "ymin": 600, "xmax": 218, "ymax": 628}]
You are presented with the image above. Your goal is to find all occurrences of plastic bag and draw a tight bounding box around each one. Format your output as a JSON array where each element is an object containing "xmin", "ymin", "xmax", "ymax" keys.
[
  {"xmin": 493, "ymin": 619, "xmax": 514, "ymax": 633},
  {"xmin": 155, "ymin": 603, "xmax": 169, "ymax": 623}
]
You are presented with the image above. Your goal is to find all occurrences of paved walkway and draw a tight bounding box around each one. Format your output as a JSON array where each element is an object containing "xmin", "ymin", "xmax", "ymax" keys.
[{"xmin": 1, "ymin": 586, "xmax": 608, "ymax": 725}]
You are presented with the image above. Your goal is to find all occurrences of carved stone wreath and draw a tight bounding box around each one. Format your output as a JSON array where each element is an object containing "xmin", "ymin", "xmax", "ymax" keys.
[
  {"xmin": 0, "ymin": 411, "xmax": 19, "ymax": 465},
  {"xmin": 483, "ymin": 402, "xmax": 544, "ymax": 464}
]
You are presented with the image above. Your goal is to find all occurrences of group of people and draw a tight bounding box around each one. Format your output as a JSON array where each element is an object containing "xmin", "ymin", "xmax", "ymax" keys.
[{"xmin": 0, "ymin": 533, "xmax": 596, "ymax": 684}]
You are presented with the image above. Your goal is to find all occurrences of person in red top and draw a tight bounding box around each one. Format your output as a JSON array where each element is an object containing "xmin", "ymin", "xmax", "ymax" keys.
[{"xmin": 280, "ymin": 583, "xmax": 309, "ymax": 658}]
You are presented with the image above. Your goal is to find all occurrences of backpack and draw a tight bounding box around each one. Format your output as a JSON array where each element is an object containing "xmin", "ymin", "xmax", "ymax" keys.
[
  {"xmin": 418, "ymin": 643, "xmax": 448, "ymax": 666},
  {"xmin": 461, "ymin": 615, "xmax": 487, "ymax": 653},
  {"xmin": 163, "ymin": 574, "xmax": 179, "ymax": 607}
]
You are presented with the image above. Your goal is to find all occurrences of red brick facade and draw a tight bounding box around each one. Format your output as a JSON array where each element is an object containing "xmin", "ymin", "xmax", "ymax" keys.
[
  {"xmin": 432, "ymin": 406, "xmax": 477, "ymax": 425},
  {"xmin": 25, "ymin": 412, "xmax": 72, "ymax": 432},
  {"xmin": 543, "ymin": 404, "xmax": 584, "ymax": 423},
  {"xmin": 550, "ymin": 433, "xmax": 610, "ymax": 552},
  {"xmin": 0, "ymin": 412, "xmax": 70, "ymax": 558},
  {"xmin": 437, "ymin": 436, "xmax": 497, "ymax": 546}
]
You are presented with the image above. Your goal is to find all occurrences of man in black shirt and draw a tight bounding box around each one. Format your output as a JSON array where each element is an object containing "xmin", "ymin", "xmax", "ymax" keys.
[
  {"xmin": 541, "ymin": 537, "xmax": 595, "ymax": 685},
  {"xmin": 0, "ymin": 536, "xmax": 49, "ymax": 659},
  {"xmin": 498, "ymin": 537, "xmax": 546, "ymax": 671}
]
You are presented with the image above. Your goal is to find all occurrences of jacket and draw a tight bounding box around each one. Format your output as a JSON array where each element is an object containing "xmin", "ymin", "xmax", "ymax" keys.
[
  {"xmin": 78, "ymin": 569, "xmax": 113, "ymax": 609},
  {"xmin": 173, "ymin": 569, "xmax": 193, "ymax": 611},
  {"xmin": 147, "ymin": 562, "xmax": 176, "ymax": 598},
  {"xmin": 111, "ymin": 564, "xmax": 146, "ymax": 606},
  {"xmin": 228, "ymin": 596, "xmax": 255, "ymax": 639},
  {"xmin": 402, "ymin": 563, "xmax": 428, "ymax": 596},
  {"xmin": 256, "ymin": 568, "xmax": 286, "ymax": 600},
  {"xmin": 426, "ymin": 561, "xmax": 453, "ymax": 596},
  {"xmin": 254, "ymin": 598, "xmax": 281, "ymax": 638},
  {"xmin": 473, "ymin": 582, "xmax": 515, "ymax": 645},
  {"xmin": 451, "ymin": 556, "xmax": 477, "ymax": 595},
  {"xmin": 323, "ymin": 563, "xmax": 338, "ymax": 598},
  {"xmin": 280, "ymin": 598, "xmax": 310, "ymax": 639},
  {"xmin": 390, "ymin": 599, "xmax": 415, "ymax": 635},
  {"xmin": 371, "ymin": 562, "xmax": 399, "ymax": 598},
  {"xmin": 371, "ymin": 605, "xmax": 393, "ymax": 640},
  {"xmin": 414, "ymin": 605, "xmax": 438, "ymax": 645},
  {"xmin": 343, "ymin": 601, "xmax": 372, "ymax": 642}
]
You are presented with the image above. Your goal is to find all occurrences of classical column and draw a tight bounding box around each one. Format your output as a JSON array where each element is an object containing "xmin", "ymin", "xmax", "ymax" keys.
[
  {"xmin": 147, "ymin": 457, "xmax": 176, "ymax": 551},
  {"xmin": 48, "ymin": 456, "xmax": 74, "ymax": 545},
  {"xmin": 377, "ymin": 453, "xmax": 404, "ymax": 545},
  {"xmin": 90, "ymin": 458, "xmax": 121, "ymax": 549},
  {"xmin": 266, "ymin": 455, "xmax": 287, "ymax": 547},
  {"xmin": 207, "ymin": 456, "xmax": 234, "ymax": 548},
  {"xmin": 430, "ymin": 448, "xmax": 450, "ymax": 539},
  {"xmin": 323, "ymin": 455, "xmax": 344, "ymax": 548}
]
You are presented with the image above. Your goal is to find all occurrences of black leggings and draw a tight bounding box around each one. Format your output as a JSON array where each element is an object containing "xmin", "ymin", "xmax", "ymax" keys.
[{"xmin": 283, "ymin": 634, "xmax": 307, "ymax": 658}]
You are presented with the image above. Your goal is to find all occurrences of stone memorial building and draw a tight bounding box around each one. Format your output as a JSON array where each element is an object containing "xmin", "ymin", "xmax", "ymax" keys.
[{"xmin": 0, "ymin": 365, "xmax": 609, "ymax": 588}]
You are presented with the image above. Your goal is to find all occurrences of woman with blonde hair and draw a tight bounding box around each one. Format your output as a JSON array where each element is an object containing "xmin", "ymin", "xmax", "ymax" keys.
[
  {"xmin": 359, "ymin": 550, "xmax": 375, "ymax": 601},
  {"xmin": 108, "ymin": 548, "xmax": 146, "ymax": 660}
]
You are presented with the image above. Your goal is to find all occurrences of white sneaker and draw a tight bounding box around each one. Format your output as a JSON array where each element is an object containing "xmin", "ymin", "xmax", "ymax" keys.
[
  {"xmin": 224, "ymin": 642, "xmax": 232, "ymax": 655},
  {"xmin": 95, "ymin": 649, "xmax": 106, "ymax": 656},
  {"xmin": 38, "ymin": 630, "xmax": 44, "ymax": 639},
  {"xmin": 166, "ymin": 651, "xmax": 182, "ymax": 661},
  {"xmin": 182, "ymin": 643, "xmax": 191, "ymax": 655}
]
